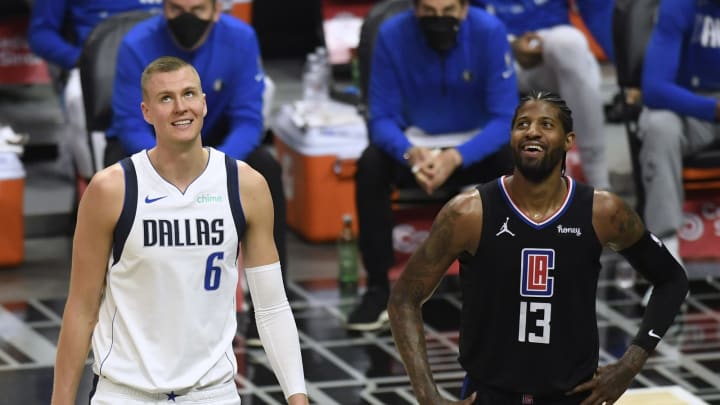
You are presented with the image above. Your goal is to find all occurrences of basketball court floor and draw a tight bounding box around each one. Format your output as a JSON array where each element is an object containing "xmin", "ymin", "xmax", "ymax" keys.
[{"xmin": 0, "ymin": 61, "xmax": 719, "ymax": 404}]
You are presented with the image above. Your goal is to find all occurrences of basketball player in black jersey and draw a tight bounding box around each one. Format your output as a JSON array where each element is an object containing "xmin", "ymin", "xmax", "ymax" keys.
[{"xmin": 388, "ymin": 91, "xmax": 688, "ymax": 405}]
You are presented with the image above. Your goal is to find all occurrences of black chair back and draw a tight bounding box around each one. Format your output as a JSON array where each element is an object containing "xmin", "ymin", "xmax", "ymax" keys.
[
  {"xmin": 357, "ymin": 0, "xmax": 412, "ymax": 106},
  {"xmin": 79, "ymin": 9, "xmax": 156, "ymax": 133},
  {"xmin": 253, "ymin": 0, "xmax": 324, "ymax": 59},
  {"xmin": 612, "ymin": 0, "xmax": 660, "ymax": 89}
]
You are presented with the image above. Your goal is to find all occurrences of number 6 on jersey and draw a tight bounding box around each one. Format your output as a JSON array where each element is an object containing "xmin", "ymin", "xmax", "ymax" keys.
[{"xmin": 204, "ymin": 252, "xmax": 224, "ymax": 290}]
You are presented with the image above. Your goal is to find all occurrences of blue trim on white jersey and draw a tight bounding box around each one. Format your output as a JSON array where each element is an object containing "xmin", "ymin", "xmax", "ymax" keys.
[
  {"xmin": 113, "ymin": 158, "xmax": 138, "ymax": 265},
  {"xmin": 97, "ymin": 307, "xmax": 118, "ymax": 377},
  {"xmin": 224, "ymin": 155, "xmax": 246, "ymax": 243}
]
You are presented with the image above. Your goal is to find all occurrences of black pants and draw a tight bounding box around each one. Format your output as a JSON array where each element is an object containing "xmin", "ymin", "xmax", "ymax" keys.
[
  {"xmin": 354, "ymin": 144, "xmax": 513, "ymax": 289},
  {"xmin": 104, "ymin": 138, "xmax": 288, "ymax": 276},
  {"xmin": 461, "ymin": 376, "xmax": 591, "ymax": 405}
]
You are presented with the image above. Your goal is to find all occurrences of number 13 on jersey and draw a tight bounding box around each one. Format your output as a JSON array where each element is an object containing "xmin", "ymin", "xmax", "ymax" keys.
[{"xmin": 518, "ymin": 248, "xmax": 555, "ymax": 344}]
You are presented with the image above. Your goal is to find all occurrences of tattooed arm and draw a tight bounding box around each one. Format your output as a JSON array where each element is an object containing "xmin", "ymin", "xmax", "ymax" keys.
[
  {"xmin": 569, "ymin": 190, "xmax": 687, "ymax": 405},
  {"xmin": 388, "ymin": 189, "xmax": 482, "ymax": 405},
  {"xmin": 591, "ymin": 189, "xmax": 644, "ymax": 251}
]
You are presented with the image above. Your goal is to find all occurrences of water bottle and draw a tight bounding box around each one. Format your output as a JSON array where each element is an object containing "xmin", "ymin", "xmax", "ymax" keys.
[
  {"xmin": 337, "ymin": 213, "xmax": 359, "ymax": 296},
  {"xmin": 302, "ymin": 52, "xmax": 321, "ymax": 104},
  {"xmin": 314, "ymin": 46, "xmax": 332, "ymax": 98},
  {"xmin": 302, "ymin": 49, "xmax": 331, "ymax": 108}
]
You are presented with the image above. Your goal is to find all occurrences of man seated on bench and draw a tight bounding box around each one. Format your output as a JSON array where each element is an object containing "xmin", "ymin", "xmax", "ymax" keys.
[{"xmin": 638, "ymin": 0, "xmax": 720, "ymax": 262}]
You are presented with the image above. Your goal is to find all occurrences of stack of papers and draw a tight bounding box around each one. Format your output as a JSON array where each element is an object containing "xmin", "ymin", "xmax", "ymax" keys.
[{"xmin": 271, "ymin": 101, "xmax": 368, "ymax": 159}]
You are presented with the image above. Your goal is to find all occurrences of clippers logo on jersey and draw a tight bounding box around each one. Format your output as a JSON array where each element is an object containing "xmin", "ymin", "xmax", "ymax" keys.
[{"xmin": 520, "ymin": 248, "xmax": 555, "ymax": 297}]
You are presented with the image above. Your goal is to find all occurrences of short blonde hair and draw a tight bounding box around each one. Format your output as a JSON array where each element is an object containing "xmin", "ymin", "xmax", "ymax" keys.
[{"xmin": 141, "ymin": 56, "xmax": 200, "ymax": 100}]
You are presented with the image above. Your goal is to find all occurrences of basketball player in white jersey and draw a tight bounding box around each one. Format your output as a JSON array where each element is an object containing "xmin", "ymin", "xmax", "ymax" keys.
[{"xmin": 51, "ymin": 56, "xmax": 308, "ymax": 405}]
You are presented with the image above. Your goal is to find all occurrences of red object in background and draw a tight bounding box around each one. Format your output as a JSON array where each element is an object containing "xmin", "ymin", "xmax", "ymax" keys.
[
  {"xmin": 0, "ymin": 176, "xmax": 24, "ymax": 268},
  {"xmin": 0, "ymin": 16, "xmax": 51, "ymax": 85},
  {"xmin": 681, "ymin": 312, "xmax": 720, "ymax": 351},
  {"xmin": 564, "ymin": 143, "xmax": 587, "ymax": 184},
  {"xmin": 230, "ymin": 0, "xmax": 252, "ymax": 24},
  {"xmin": 679, "ymin": 190, "xmax": 720, "ymax": 261},
  {"xmin": 273, "ymin": 133, "xmax": 362, "ymax": 242},
  {"xmin": 389, "ymin": 204, "xmax": 460, "ymax": 281},
  {"xmin": 322, "ymin": 0, "xmax": 374, "ymax": 19}
]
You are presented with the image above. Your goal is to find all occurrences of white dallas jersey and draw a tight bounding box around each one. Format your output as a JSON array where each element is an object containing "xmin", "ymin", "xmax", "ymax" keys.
[{"xmin": 92, "ymin": 148, "xmax": 245, "ymax": 393}]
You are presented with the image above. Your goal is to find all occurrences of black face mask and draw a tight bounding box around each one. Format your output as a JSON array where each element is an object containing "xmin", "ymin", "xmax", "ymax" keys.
[
  {"xmin": 418, "ymin": 16, "xmax": 460, "ymax": 53},
  {"xmin": 167, "ymin": 12, "xmax": 213, "ymax": 50}
]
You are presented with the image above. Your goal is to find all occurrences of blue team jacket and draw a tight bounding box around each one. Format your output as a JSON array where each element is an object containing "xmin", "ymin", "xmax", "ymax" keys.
[
  {"xmin": 28, "ymin": 0, "xmax": 161, "ymax": 69},
  {"xmin": 369, "ymin": 8, "xmax": 518, "ymax": 166},
  {"xmin": 642, "ymin": 0, "xmax": 720, "ymax": 121}
]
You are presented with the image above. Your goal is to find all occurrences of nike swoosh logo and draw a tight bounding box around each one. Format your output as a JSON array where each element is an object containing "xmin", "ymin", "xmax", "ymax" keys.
[
  {"xmin": 144, "ymin": 195, "xmax": 167, "ymax": 204},
  {"xmin": 648, "ymin": 329, "xmax": 662, "ymax": 339},
  {"xmin": 502, "ymin": 69, "xmax": 513, "ymax": 79}
]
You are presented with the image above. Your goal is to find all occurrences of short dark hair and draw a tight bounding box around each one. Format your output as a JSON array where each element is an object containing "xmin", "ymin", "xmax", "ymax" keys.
[
  {"xmin": 141, "ymin": 56, "xmax": 199, "ymax": 100},
  {"xmin": 512, "ymin": 90, "xmax": 574, "ymax": 175},
  {"xmin": 512, "ymin": 90, "xmax": 573, "ymax": 134}
]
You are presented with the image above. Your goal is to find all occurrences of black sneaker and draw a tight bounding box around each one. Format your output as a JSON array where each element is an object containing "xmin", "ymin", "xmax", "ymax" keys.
[
  {"xmin": 245, "ymin": 313, "xmax": 262, "ymax": 348},
  {"xmin": 346, "ymin": 287, "xmax": 390, "ymax": 331}
]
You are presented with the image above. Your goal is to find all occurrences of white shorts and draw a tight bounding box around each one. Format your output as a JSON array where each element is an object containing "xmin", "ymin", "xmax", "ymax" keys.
[{"xmin": 91, "ymin": 376, "xmax": 241, "ymax": 404}]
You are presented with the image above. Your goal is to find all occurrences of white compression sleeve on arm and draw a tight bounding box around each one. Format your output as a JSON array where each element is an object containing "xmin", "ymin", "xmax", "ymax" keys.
[{"xmin": 245, "ymin": 262, "xmax": 307, "ymax": 399}]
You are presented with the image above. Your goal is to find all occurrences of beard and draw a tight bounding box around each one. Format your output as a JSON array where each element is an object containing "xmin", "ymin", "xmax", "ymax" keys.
[{"xmin": 512, "ymin": 146, "xmax": 565, "ymax": 183}]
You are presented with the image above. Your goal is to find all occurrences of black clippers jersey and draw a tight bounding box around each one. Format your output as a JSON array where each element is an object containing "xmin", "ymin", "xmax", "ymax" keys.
[{"xmin": 458, "ymin": 176, "xmax": 602, "ymax": 395}]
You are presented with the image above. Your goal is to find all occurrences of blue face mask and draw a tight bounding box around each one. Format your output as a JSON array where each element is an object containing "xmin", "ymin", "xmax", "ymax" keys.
[
  {"xmin": 167, "ymin": 12, "xmax": 212, "ymax": 50},
  {"xmin": 418, "ymin": 16, "xmax": 460, "ymax": 53}
]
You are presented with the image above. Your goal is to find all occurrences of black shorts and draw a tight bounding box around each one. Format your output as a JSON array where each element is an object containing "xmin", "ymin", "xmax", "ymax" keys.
[{"xmin": 460, "ymin": 375, "xmax": 591, "ymax": 405}]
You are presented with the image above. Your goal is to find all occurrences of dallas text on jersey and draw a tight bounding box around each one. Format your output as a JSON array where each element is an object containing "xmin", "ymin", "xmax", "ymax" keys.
[{"xmin": 143, "ymin": 218, "xmax": 224, "ymax": 247}]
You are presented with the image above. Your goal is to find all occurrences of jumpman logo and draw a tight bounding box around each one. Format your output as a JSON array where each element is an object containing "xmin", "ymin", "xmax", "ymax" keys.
[{"xmin": 496, "ymin": 217, "xmax": 515, "ymax": 237}]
